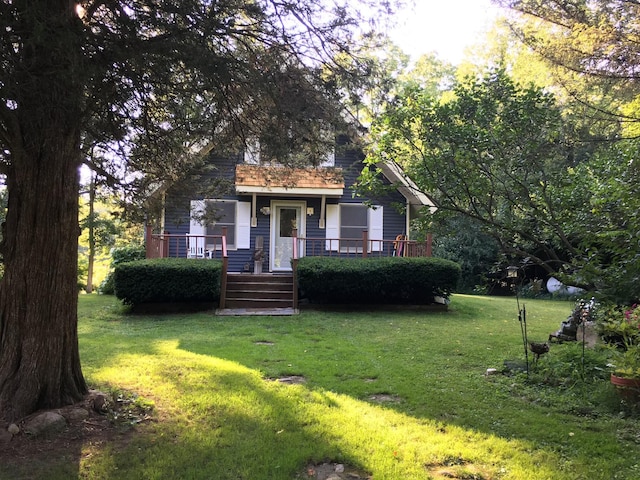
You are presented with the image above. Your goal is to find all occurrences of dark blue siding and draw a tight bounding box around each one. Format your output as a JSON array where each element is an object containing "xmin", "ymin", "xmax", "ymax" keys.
[{"xmin": 162, "ymin": 145, "xmax": 410, "ymax": 271}]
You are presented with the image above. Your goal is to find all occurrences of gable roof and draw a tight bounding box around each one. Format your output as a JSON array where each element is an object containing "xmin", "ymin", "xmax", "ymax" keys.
[{"xmin": 378, "ymin": 160, "xmax": 436, "ymax": 212}]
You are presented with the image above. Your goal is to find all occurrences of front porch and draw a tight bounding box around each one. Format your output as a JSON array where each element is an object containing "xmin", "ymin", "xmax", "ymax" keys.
[
  {"xmin": 144, "ymin": 226, "xmax": 432, "ymax": 312},
  {"xmin": 145, "ymin": 226, "xmax": 432, "ymax": 264}
]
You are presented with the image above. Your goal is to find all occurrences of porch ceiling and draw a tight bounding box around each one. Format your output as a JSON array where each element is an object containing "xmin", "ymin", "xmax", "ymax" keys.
[{"xmin": 235, "ymin": 165, "xmax": 344, "ymax": 197}]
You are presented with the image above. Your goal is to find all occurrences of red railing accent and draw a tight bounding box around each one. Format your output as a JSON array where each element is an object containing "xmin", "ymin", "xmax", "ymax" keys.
[
  {"xmin": 295, "ymin": 233, "xmax": 431, "ymax": 259},
  {"xmin": 219, "ymin": 227, "xmax": 228, "ymax": 310},
  {"xmin": 292, "ymin": 229, "xmax": 299, "ymax": 309},
  {"xmin": 146, "ymin": 227, "xmax": 431, "ymax": 263}
]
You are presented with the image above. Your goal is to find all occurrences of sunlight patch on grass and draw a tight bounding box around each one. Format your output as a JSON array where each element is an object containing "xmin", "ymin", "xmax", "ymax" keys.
[
  {"xmin": 71, "ymin": 295, "xmax": 640, "ymax": 479},
  {"xmin": 85, "ymin": 335, "xmax": 580, "ymax": 480}
]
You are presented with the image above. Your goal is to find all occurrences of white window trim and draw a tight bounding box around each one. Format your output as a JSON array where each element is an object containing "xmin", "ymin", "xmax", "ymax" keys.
[
  {"xmin": 189, "ymin": 199, "xmax": 251, "ymax": 251},
  {"xmin": 325, "ymin": 203, "xmax": 384, "ymax": 253},
  {"xmin": 244, "ymin": 139, "xmax": 260, "ymax": 164}
]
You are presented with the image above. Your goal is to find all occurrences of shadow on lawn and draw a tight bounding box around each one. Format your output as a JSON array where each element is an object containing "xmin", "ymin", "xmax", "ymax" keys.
[
  {"xmin": 77, "ymin": 340, "xmax": 374, "ymax": 479},
  {"xmin": 75, "ymin": 339, "xmax": 585, "ymax": 479},
  {"xmin": 67, "ymin": 307, "xmax": 634, "ymax": 480}
]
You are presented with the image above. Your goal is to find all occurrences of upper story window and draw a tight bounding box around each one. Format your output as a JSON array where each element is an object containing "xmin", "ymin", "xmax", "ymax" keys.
[{"xmin": 244, "ymin": 139, "xmax": 335, "ymax": 167}]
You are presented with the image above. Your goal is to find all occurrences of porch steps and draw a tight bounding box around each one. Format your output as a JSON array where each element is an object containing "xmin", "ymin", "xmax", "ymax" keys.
[{"xmin": 223, "ymin": 273, "xmax": 294, "ymax": 309}]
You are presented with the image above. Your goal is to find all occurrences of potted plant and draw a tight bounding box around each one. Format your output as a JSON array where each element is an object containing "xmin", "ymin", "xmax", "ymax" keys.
[
  {"xmin": 253, "ymin": 248, "xmax": 265, "ymax": 274},
  {"xmin": 597, "ymin": 303, "xmax": 640, "ymax": 347},
  {"xmin": 604, "ymin": 304, "xmax": 640, "ymax": 398}
]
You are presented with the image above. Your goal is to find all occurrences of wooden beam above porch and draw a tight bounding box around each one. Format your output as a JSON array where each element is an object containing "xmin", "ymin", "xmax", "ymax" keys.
[{"xmin": 235, "ymin": 165, "xmax": 344, "ymax": 196}]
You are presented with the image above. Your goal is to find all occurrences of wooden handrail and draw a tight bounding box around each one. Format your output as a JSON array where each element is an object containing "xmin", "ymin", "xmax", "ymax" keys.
[
  {"xmin": 146, "ymin": 233, "xmax": 227, "ymax": 259},
  {"xmin": 219, "ymin": 227, "xmax": 228, "ymax": 310},
  {"xmin": 292, "ymin": 229, "xmax": 298, "ymax": 309},
  {"xmin": 294, "ymin": 235, "xmax": 432, "ymax": 258},
  {"xmin": 145, "ymin": 231, "xmax": 432, "ymax": 264}
]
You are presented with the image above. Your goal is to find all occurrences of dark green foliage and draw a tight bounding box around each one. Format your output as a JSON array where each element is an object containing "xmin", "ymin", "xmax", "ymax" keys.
[
  {"xmin": 296, "ymin": 256, "xmax": 460, "ymax": 304},
  {"xmin": 111, "ymin": 245, "xmax": 146, "ymax": 265},
  {"xmin": 431, "ymin": 215, "xmax": 501, "ymax": 293},
  {"xmin": 530, "ymin": 343, "xmax": 611, "ymax": 388},
  {"xmin": 114, "ymin": 259, "xmax": 221, "ymax": 306},
  {"xmin": 366, "ymin": 69, "xmax": 577, "ymax": 283},
  {"xmin": 100, "ymin": 245, "xmax": 146, "ymax": 295}
]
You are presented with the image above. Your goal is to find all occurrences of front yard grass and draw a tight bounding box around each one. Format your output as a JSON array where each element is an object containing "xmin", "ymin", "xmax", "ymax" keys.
[{"xmin": 7, "ymin": 294, "xmax": 640, "ymax": 479}]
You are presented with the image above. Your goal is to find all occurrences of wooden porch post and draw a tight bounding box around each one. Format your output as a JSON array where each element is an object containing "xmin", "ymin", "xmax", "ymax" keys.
[
  {"xmin": 362, "ymin": 230, "xmax": 368, "ymax": 258},
  {"xmin": 292, "ymin": 228, "xmax": 298, "ymax": 309},
  {"xmin": 426, "ymin": 232, "xmax": 433, "ymax": 257},
  {"xmin": 162, "ymin": 231, "xmax": 169, "ymax": 258},
  {"xmin": 145, "ymin": 224, "xmax": 153, "ymax": 259},
  {"xmin": 219, "ymin": 227, "xmax": 228, "ymax": 310}
]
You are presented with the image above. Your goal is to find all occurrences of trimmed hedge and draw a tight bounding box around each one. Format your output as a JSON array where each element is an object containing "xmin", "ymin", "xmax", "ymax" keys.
[
  {"xmin": 296, "ymin": 256, "xmax": 460, "ymax": 305},
  {"xmin": 114, "ymin": 258, "xmax": 222, "ymax": 306}
]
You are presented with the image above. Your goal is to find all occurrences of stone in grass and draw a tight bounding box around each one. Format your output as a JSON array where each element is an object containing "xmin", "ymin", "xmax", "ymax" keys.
[
  {"xmin": 62, "ymin": 407, "xmax": 90, "ymax": 422},
  {"xmin": 277, "ymin": 375, "xmax": 306, "ymax": 385},
  {"xmin": 368, "ymin": 393, "xmax": 402, "ymax": 403},
  {"xmin": 302, "ymin": 462, "xmax": 371, "ymax": 480},
  {"xmin": 24, "ymin": 411, "xmax": 67, "ymax": 437}
]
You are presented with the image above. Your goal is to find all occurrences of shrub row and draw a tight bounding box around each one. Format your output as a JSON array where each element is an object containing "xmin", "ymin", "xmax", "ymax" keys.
[
  {"xmin": 114, "ymin": 259, "xmax": 222, "ymax": 306},
  {"xmin": 296, "ymin": 256, "xmax": 460, "ymax": 305}
]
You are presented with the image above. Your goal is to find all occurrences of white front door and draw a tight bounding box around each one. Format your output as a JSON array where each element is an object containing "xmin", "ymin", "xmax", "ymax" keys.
[{"xmin": 270, "ymin": 201, "xmax": 305, "ymax": 272}]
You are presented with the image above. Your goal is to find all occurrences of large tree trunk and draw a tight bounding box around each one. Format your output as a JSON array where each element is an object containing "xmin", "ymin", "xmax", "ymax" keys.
[{"xmin": 0, "ymin": 0, "xmax": 87, "ymax": 423}]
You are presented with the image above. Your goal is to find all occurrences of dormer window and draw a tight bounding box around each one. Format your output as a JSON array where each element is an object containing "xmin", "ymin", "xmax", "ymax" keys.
[{"xmin": 243, "ymin": 138, "xmax": 335, "ymax": 167}]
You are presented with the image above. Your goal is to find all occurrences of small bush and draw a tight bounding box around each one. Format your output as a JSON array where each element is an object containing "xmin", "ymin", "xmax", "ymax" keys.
[
  {"xmin": 111, "ymin": 244, "xmax": 147, "ymax": 265},
  {"xmin": 100, "ymin": 245, "xmax": 146, "ymax": 294},
  {"xmin": 296, "ymin": 256, "xmax": 460, "ymax": 305},
  {"xmin": 114, "ymin": 259, "xmax": 222, "ymax": 306}
]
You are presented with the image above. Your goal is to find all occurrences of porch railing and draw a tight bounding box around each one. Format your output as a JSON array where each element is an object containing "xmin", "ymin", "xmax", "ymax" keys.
[
  {"xmin": 146, "ymin": 228, "xmax": 432, "ymax": 261},
  {"xmin": 293, "ymin": 230, "xmax": 432, "ymax": 259},
  {"xmin": 146, "ymin": 228, "xmax": 228, "ymax": 260}
]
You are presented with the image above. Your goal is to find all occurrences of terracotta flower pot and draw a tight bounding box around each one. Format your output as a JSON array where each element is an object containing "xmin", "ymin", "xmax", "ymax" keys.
[{"xmin": 611, "ymin": 373, "xmax": 640, "ymax": 400}]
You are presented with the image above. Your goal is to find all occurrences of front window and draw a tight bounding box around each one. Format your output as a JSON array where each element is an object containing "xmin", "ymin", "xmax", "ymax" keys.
[
  {"xmin": 206, "ymin": 200, "xmax": 236, "ymax": 248},
  {"xmin": 340, "ymin": 204, "xmax": 368, "ymax": 252},
  {"xmin": 340, "ymin": 204, "xmax": 368, "ymax": 239},
  {"xmin": 244, "ymin": 138, "xmax": 335, "ymax": 166}
]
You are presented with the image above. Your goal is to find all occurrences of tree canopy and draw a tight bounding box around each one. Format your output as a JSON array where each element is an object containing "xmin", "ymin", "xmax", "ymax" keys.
[
  {"xmin": 365, "ymin": 69, "xmax": 580, "ymax": 273},
  {"xmin": 363, "ymin": 65, "xmax": 640, "ymax": 300},
  {"xmin": 0, "ymin": 0, "xmax": 401, "ymax": 422},
  {"xmin": 497, "ymin": 0, "xmax": 640, "ymax": 130}
]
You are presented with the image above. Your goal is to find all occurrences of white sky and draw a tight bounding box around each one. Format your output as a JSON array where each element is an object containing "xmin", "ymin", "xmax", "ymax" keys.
[{"xmin": 388, "ymin": 0, "xmax": 506, "ymax": 64}]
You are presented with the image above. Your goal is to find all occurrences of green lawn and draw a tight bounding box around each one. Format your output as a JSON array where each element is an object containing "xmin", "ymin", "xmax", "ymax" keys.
[{"xmin": 8, "ymin": 294, "xmax": 640, "ymax": 479}]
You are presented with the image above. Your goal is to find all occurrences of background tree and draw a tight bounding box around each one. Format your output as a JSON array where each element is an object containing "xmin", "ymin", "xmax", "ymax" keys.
[
  {"xmin": 491, "ymin": 0, "xmax": 640, "ymax": 301},
  {"xmin": 365, "ymin": 69, "xmax": 584, "ymax": 279},
  {"xmin": 78, "ymin": 172, "xmax": 123, "ymax": 293},
  {"xmin": 497, "ymin": 0, "xmax": 640, "ymax": 130},
  {"xmin": 0, "ymin": 0, "xmax": 401, "ymax": 422}
]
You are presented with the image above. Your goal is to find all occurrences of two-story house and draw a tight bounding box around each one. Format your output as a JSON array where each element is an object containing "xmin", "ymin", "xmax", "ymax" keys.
[{"xmin": 146, "ymin": 136, "xmax": 434, "ymax": 311}]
